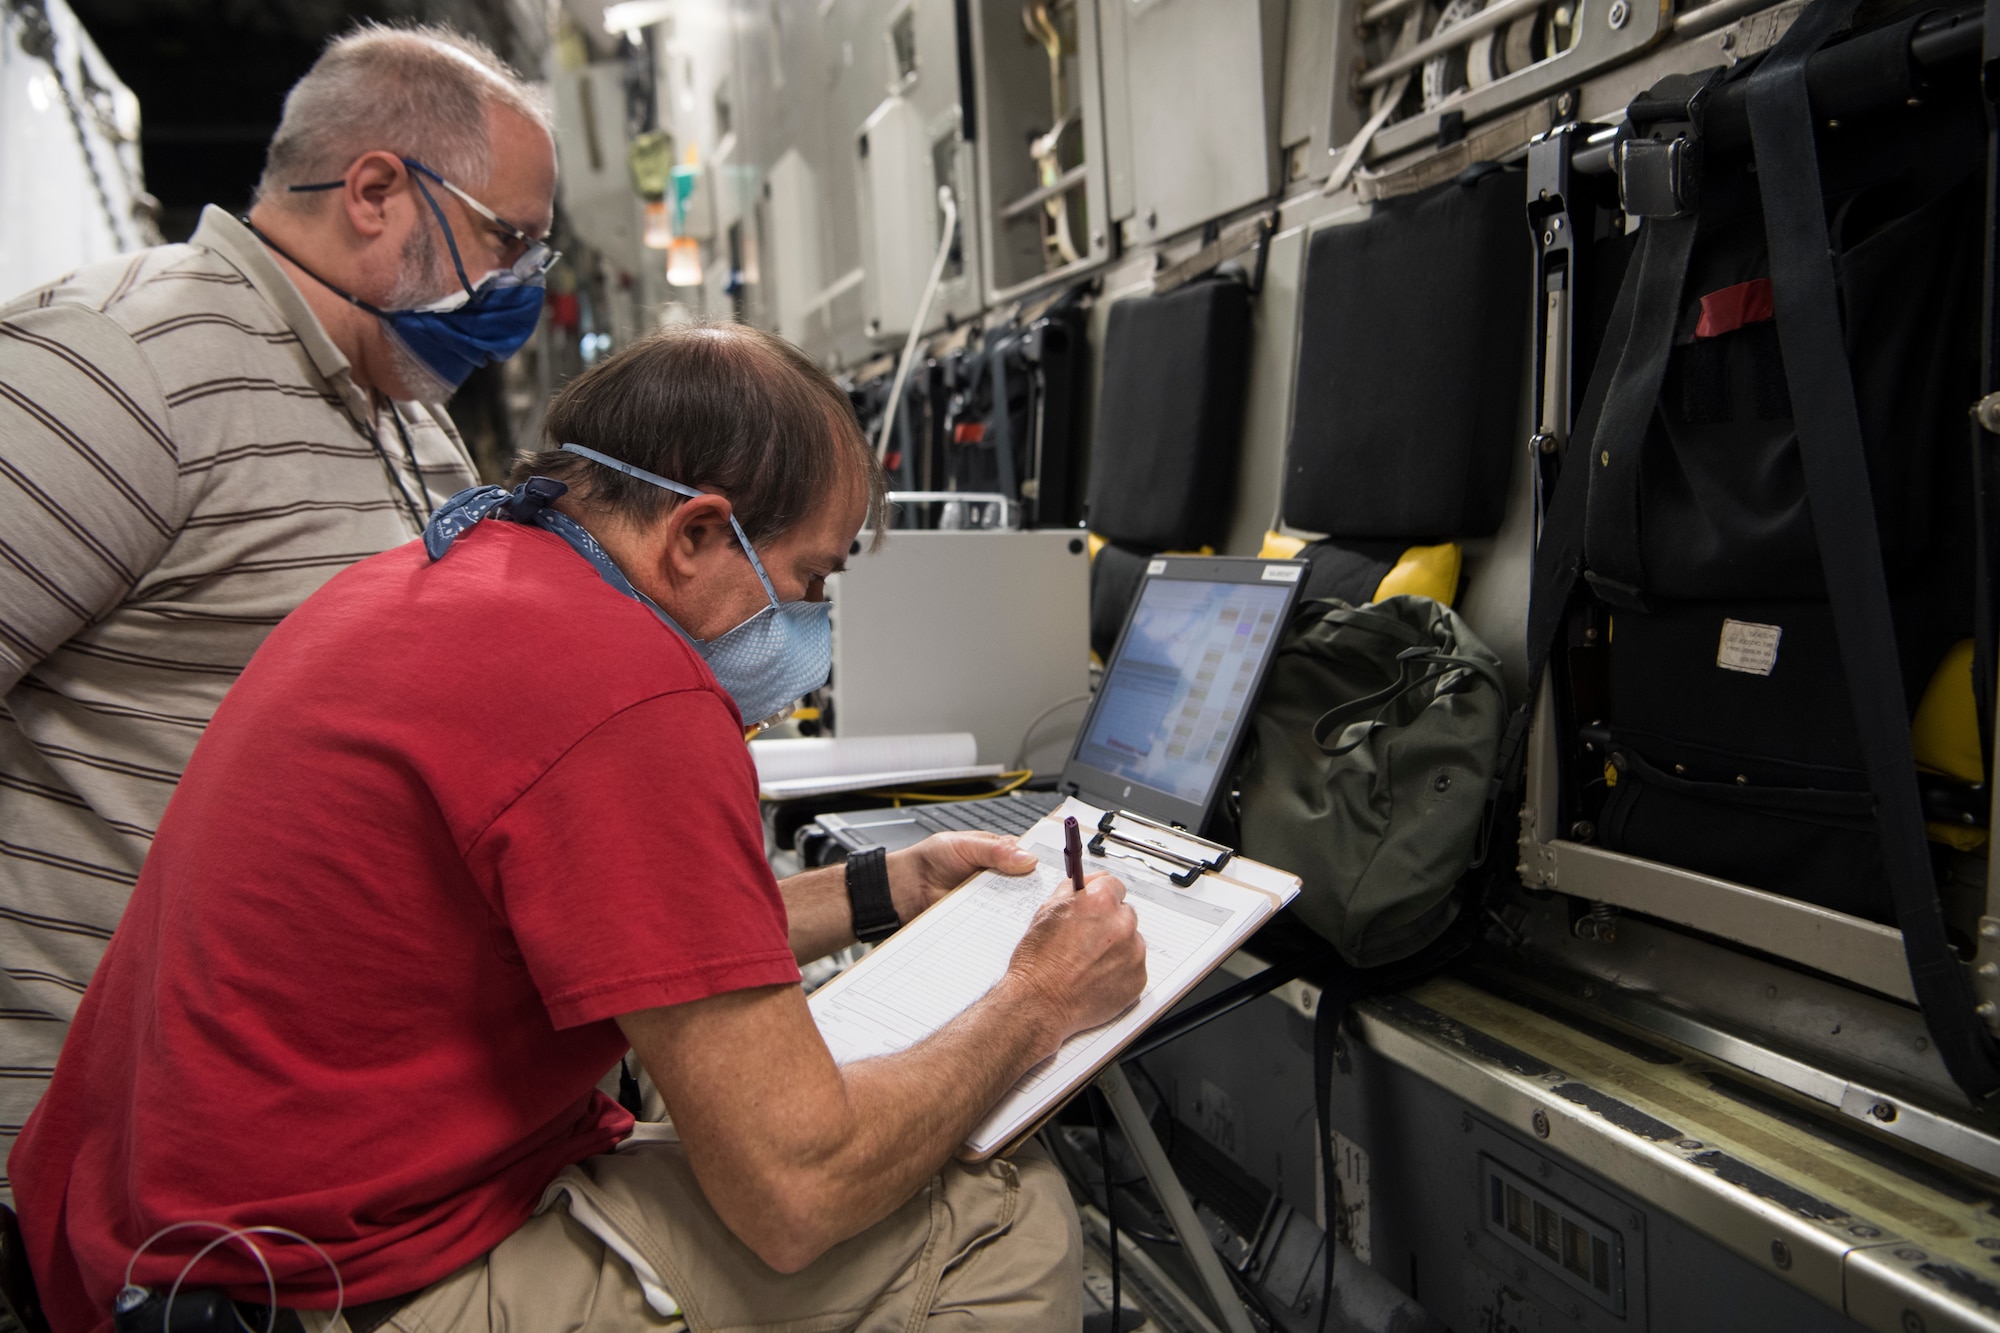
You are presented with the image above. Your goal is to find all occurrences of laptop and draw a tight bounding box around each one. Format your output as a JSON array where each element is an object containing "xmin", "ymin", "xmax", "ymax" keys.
[{"xmin": 813, "ymin": 555, "xmax": 1308, "ymax": 856}]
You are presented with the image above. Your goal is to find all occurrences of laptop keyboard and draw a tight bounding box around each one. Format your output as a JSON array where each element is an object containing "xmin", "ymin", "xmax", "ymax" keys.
[{"xmin": 912, "ymin": 789, "xmax": 1065, "ymax": 838}]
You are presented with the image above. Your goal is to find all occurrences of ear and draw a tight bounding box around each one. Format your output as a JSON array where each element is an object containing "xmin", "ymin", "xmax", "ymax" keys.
[
  {"xmin": 656, "ymin": 492, "xmax": 739, "ymax": 583},
  {"xmin": 340, "ymin": 151, "xmax": 409, "ymax": 241}
]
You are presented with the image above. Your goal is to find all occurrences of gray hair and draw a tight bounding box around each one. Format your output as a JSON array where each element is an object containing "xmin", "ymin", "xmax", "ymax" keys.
[{"xmin": 256, "ymin": 23, "xmax": 549, "ymax": 209}]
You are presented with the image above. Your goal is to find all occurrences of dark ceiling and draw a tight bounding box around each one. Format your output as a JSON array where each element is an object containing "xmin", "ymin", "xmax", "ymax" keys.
[{"xmin": 66, "ymin": 0, "xmax": 540, "ymax": 241}]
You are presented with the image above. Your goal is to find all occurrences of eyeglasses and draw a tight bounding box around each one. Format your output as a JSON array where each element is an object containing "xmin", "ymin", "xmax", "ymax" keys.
[
  {"xmin": 401, "ymin": 158, "xmax": 561, "ymax": 285},
  {"xmin": 288, "ymin": 156, "xmax": 561, "ymax": 289}
]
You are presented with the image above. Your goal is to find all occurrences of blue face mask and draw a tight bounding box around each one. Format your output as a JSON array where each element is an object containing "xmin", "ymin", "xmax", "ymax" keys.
[
  {"xmin": 554, "ymin": 444, "xmax": 833, "ymax": 727},
  {"xmin": 251, "ymin": 158, "xmax": 557, "ymax": 393}
]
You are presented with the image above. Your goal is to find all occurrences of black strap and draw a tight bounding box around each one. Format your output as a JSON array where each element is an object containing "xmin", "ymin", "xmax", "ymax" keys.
[
  {"xmin": 1304, "ymin": 903, "xmax": 1486, "ymax": 1333},
  {"xmin": 1578, "ymin": 72, "xmax": 1723, "ymax": 611},
  {"xmin": 1747, "ymin": 0, "xmax": 2000, "ymax": 1099},
  {"xmin": 1312, "ymin": 990, "xmax": 1349, "ymax": 1333},
  {"xmin": 1973, "ymin": 0, "xmax": 2000, "ymax": 782},
  {"xmin": 845, "ymin": 847, "xmax": 900, "ymax": 944},
  {"xmin": 235, "ymin": 1294, "xmax": 409, "ymax": 1333},
  {"xmin": 1577, "ymin": 213, "xmax": 1699, "ymax": 610},
  {"xmin": 617, "ymin": 1056, "xmax": 644, "ymax": 1119}
]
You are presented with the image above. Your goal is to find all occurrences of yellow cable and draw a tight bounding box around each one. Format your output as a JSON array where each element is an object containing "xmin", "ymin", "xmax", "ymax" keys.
[{"xmin": 863, "ymin": 770, "xmax": 1035, "ymax": 804}]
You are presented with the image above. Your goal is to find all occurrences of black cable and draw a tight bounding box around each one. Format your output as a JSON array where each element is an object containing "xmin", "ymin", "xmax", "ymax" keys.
[
  {"xmin": 1043, "ymin": 1122, "xmax": 1178, "ymax": 1246},
  {"xmin": 1089, "ymin": 1089, "xmax": 1122, "ymax": 1331},
  {"xmin": 340, "ymin": 401, "xmax": 428, "ymax": 535},
  {"xmin": 385, "ymin": 404, "xmax": 438, "ymax": 523},
  {"xmin": 1128, "ymin": 1060, "xmax": 1176, "ymax": 1162}
]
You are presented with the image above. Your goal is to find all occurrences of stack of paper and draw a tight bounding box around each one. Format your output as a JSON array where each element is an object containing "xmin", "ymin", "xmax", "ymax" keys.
[{"xmin": 750, "ymin": 732, "xmax": 1004, "ymax": 800}]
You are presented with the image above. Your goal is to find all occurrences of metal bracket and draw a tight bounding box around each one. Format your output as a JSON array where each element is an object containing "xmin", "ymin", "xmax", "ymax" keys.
[
  {"xmin": 1526, "ymin": 122, "xmax": 1609, "ymax": 498},
  {"xmin": 1973, "ymin": 916, "xmax": 2000, "ymax": 1030},
  {"xmin": 1095, "ymin": 1064, "xmax": 1257, "ymax": 1333}
]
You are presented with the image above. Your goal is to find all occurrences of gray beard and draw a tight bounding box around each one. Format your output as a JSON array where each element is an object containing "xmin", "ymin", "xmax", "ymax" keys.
[
  {"xmin": 380, "ymin": 329, "xmax": 460, "ymax": 406},
  {"xmin": 377, "ymin": 223, "xmax": 462, "ymax": 405}
]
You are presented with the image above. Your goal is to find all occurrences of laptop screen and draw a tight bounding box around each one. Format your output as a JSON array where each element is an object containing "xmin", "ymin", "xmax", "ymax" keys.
[{"xmin": 1069, "ymin": 564, "xmax": 1300, "ymax": 825}]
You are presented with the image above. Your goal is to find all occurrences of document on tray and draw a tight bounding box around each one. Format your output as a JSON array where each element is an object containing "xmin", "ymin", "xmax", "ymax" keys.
[{"xmin": 807, "ymin": 798, "xmax": 1301, "ymax": 1159}]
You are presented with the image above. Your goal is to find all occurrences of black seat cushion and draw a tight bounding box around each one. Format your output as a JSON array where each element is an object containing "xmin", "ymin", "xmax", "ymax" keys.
[
  {"xmin": 1085, "ymin": 278, "xmax": 1252, "ymax": 551},
  {"xmin": 1284, "ymin": 165, "xmax": 1530, "ymax": 540}
]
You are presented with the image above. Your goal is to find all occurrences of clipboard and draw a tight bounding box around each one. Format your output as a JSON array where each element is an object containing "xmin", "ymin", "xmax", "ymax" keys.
[{"xmin": 806, "ymin": 797, "xmax": 1301, "ymax": 1160}]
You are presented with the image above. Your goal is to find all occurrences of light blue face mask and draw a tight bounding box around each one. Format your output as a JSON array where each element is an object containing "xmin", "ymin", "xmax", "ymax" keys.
[{"xmin": 558, "ymin": 443, "xmax": 832, "ymax": 727}]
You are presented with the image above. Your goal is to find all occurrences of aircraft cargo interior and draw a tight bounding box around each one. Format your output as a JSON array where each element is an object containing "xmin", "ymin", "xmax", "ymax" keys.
[{"xmin": 4, "ymin": 0, "xmax": 1999, "ymax": 1329}]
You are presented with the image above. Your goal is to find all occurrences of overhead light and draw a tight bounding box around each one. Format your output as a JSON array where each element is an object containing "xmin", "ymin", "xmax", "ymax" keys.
[
  {"xmin": 602, "ymin": 1, "xmax": 674, "ymax": 36},
  {"xmin": 667, "ymin": 236, "xmax": 703, "ymax": 287}
]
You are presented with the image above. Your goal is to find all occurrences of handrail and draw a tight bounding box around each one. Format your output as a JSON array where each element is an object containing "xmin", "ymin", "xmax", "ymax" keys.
[{"xmin": 886, "ymin": 491, "xmax": 1019, "ymax": 528}]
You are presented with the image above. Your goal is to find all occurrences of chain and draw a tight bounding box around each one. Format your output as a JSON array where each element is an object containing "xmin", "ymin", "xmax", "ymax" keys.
[{"xmin": 4, "ymin": 0, "xmax": 147, "ymax": 250}]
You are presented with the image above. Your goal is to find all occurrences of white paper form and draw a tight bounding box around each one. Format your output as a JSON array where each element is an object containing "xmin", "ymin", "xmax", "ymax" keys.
[{"xmin": 806, "ymin": 799, "xmax": 1298, "ymax": 1158}]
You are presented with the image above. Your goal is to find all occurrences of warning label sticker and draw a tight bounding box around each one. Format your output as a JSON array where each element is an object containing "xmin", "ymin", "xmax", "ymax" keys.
[{"xmin": 1717, "ymin": 619, "xmax": 1783, "ymax": 676}]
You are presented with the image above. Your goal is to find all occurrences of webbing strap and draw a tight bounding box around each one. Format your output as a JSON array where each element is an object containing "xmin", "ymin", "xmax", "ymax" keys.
[
  {"xmin": 1748, "ymin": 0, "xmax": 2000, "ymax": 1098},
  {"xmin": 1972, "ymin": 0, "xmax": 2000, "ymax": 780},
  {"xmin": 1577, "ymin": 214, "xmax": 1700, "ymax": 609}
]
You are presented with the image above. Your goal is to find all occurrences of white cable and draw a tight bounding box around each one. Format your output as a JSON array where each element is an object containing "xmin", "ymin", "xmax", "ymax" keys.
[
  {"xmin": 124, "ymin": 1220, "xmax": 343, "ymax": 1333},
  {"xmin": 876, "ymin": 185, "xmax": 959, "ymax": 465},
  {"xmin": 124, "ymin": 1221, "xmax": 275, "ymax": 1333},
  {"xmin": 1012, "ymin": 691, "xmax": 1094, "ymax": 770}
]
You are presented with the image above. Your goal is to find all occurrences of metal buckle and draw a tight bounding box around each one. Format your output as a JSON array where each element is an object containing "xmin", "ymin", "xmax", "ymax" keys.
[{"xmin": 1616, "ymin": 135, "xmax": 1702, "ymax": 219}]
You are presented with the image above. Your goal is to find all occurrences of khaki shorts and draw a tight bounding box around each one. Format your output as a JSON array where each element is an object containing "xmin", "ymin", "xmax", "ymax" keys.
[{"xmin": 314, "ymin": 1128, "xmax": 1081, "ymax": 1333}]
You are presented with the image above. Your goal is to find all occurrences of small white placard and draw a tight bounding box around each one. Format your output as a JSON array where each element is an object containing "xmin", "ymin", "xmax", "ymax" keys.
[
  {"xmin": 1262, "ymin": 563, "xmax": 1304, "ymax": 582},
  {"xmin": 1146, "ymin": 559, "xmax": 1168, "ymax": 575},
  {"xmin": 1717, "ymin": 619, "xmax": 1783, "ymax": 676},
  {"xmin": 1328, "ymin": 1130, "xmax": 1372, "ymax": 1264}
]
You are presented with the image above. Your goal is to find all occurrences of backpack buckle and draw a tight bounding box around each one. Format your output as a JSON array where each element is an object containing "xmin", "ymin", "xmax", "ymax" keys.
[{"xmin": 1614, "ymin": 69, "xmax": 1724, "ymax": 219}]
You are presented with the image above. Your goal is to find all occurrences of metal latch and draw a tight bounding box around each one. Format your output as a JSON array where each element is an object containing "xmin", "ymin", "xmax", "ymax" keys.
[
  {"xmin": 1616, "ymin": 135, "xmax": 1702, "ymax": 219},
  {"xmin": 1614, "ymin": 69, "xmax": 1724, "ymax": 219}
]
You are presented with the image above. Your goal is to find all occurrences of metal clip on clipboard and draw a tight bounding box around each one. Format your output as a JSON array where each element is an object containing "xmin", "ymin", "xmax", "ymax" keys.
[{"xmin": 1085, "ymin": 809, "xmax": 1233, "ymax": 887}]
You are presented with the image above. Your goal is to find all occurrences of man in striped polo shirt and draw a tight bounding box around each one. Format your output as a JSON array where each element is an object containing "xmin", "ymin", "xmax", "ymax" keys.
[{"xmin": 0, "ymin": 23, "xmax": 556, "ymax": 1194}]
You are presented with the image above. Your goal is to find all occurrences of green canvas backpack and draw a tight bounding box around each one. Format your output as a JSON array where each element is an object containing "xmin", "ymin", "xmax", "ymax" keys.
[{"xmin": 1234, "ymin": 594, "xmax": 1508, "ymax": 967}]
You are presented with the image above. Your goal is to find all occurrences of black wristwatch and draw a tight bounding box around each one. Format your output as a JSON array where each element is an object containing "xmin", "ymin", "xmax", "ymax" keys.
[{"xmin": 845, "ymin": 847, "xmax": 900, "ymax": 943}]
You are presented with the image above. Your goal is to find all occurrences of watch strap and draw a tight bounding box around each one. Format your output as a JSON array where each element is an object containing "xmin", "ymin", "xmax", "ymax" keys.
[{"xmin": 845, "ymin": 847, "xmax": 899, "ymax": 943}]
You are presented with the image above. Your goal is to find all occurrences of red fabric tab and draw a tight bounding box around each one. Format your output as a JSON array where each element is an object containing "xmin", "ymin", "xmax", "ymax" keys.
[
  {"xmin": 953, "ymin": 421, "xmax": 986, "ymax": 444},
  {"xmin": 1695, "ymin": 278, "xmax": 1774, "ymax": 339}
]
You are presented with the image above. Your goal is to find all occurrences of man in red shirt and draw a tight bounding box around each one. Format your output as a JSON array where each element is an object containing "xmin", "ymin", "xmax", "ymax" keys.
[{"xmin": 11, "ymin": 322, "xmax": 1145, "ymax": 1332}]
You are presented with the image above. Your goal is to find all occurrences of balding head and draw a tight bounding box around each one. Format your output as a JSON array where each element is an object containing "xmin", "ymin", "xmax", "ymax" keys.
[
  {"xmin": 256, "ymin": 23, "xmax": 548, "ymax": 208},
  {"xmin": 513, "ymin": 322, "xmax": 890, "ymax": 549}
]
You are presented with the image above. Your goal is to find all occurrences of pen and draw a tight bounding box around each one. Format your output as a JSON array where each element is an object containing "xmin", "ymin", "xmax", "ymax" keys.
[{"xmin": 1063, "ymin": 815, "xmax": 1085, "ymax": 891}]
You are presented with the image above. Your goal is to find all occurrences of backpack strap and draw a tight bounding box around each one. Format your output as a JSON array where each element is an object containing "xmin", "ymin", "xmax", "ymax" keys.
[
  {"xmin": 1971, "ymin": 2, "xmax": 2000, "ymax": 781},
  {"xmin": 1579, "ymin": 70, "xmax": 1723, "ymax": 611},
  {"xmin": 1747, "ymin": 0, "xmax": 2000, "ymax": 1100},
  {"xmin": 1313, "ymin": 648, "xmax": 1509, "ymax": 757}
]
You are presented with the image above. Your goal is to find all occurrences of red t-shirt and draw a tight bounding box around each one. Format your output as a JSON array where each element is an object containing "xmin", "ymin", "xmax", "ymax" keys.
[{"xmin": 12, "ymin": 522, "xmax": 802, "ymax": 1333}]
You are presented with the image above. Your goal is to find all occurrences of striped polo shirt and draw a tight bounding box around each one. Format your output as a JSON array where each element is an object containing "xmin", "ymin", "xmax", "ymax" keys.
[{"xmin": 0, "ymin": 206, "xmax": 478, "ymax": 1195}]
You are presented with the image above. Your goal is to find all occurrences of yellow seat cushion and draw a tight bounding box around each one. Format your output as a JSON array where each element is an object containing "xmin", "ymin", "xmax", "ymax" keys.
[
  {"xmin": 1257, "ymin": 532, "xmax": 1461, "ymax": 605},
  {"xmin": 1913, "ymin": 638, "xmax": 1986, "ymax": 850}
]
